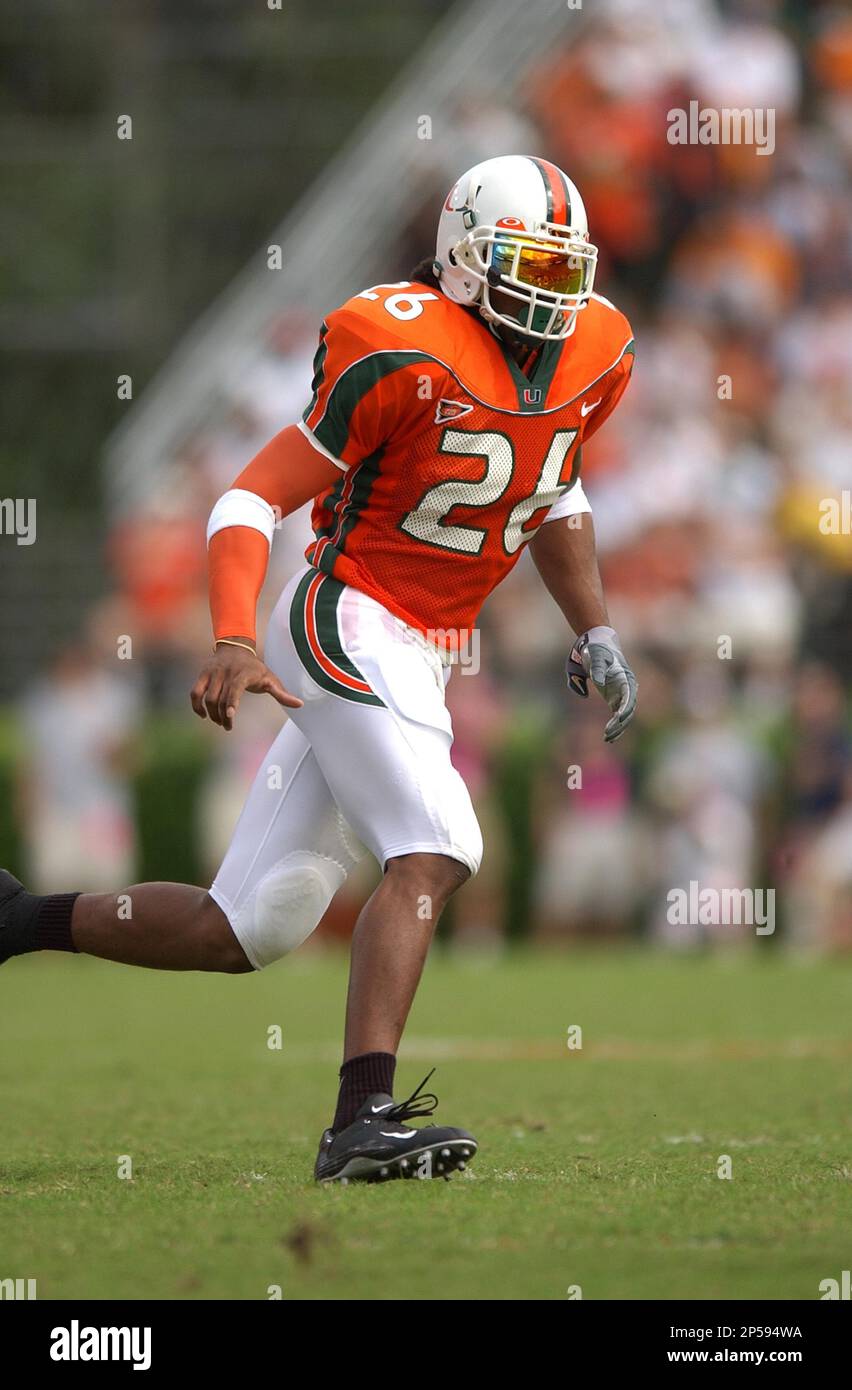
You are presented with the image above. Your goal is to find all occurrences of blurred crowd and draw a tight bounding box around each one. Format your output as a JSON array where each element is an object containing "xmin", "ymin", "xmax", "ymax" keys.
[{"xmin": 16, "ymin": 0, "xmax": 852, "ymax": 948}]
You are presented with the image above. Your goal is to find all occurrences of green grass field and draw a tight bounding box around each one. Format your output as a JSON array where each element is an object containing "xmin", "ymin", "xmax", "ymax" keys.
[{"xmin": 1, "ymin": 948, "xmax": 850, "ymax": 1301}]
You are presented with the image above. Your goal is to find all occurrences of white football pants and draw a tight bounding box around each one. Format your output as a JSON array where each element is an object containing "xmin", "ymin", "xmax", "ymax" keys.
[{"xmin": 210, "ymin": 567, "xmax": 482, "ymax": 968}]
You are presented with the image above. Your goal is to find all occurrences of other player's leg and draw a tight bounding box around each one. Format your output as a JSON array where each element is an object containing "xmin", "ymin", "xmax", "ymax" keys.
[
  {"xmin": 0, "ymin": 718, "xmax": 358, "ymax": 974},
  {"xmin": 0, "ymin": 870, "xmax": 249, "ymax": 972}
]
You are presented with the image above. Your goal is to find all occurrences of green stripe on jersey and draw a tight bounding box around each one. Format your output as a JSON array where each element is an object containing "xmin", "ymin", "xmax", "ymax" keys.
[
  {"xmin": 303, "ymin": 321, "xmax": 330, "ymax": 424},
  {"xmin": 312, "ymin": 351, "xmax": 432, "ymax": 458}
]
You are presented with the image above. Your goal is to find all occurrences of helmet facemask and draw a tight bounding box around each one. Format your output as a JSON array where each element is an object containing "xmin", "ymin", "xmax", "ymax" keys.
[{"xmin": 452, "ymin": 223, "xmax": 598, "ymax": 341}]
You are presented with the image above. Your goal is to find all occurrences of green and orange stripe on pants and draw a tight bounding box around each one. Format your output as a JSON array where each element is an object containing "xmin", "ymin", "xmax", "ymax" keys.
[{"xmin": 289, "ymin": 569, "xmax": 384, "ymax": 706}]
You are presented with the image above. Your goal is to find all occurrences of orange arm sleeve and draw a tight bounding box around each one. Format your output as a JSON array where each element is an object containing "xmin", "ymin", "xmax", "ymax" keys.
[
  {"xmin": 208, "ymin": 526, "xmax": 270, "ymax": 645},
  {"xmin": 208, "ymin": 424, "xmax": 343, "ymax": 645}
]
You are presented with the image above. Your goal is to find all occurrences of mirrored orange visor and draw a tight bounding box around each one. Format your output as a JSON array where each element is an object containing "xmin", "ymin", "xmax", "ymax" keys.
[{"xmin": 490, "ymin": 237, "xmax": 590, "ymax": 296}]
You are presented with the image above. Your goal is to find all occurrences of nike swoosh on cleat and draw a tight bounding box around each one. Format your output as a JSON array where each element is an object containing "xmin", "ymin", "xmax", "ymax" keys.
[
  {"xmin": 370, "ymin": 1103, "xmax": 393, "ymax": 1113},
  {"xmin": 380, "ymin": 1130, "xmax": 414, "ymax": 1139}
]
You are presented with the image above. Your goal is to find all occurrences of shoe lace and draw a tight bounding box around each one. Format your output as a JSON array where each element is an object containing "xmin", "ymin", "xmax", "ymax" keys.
[{"xmin": 385, "ymin": 1068, "xmax": 439, "ymax": 1124}]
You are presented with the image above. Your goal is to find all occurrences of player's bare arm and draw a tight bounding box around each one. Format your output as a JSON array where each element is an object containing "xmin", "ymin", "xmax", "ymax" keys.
[{"xmin": 530, "ymin": 509, "xmax": 609, "ymax": 634}]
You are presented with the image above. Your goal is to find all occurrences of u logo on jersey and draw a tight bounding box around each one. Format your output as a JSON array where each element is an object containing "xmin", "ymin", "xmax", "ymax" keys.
[{"xmin": 523, "ymin": 386, "xmax": 543, "ymax": 406}]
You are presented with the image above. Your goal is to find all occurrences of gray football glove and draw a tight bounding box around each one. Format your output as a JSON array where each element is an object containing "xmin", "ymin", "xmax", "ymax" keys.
[{"xmin": 566, "ymin": 626, "xmax": 638, "ymax": 743}]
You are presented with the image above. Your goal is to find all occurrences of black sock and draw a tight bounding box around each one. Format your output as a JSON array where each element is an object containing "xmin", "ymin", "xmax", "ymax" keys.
[
  {"xmin": 1, "ymin": 886, "xmax": 80, "ymax": 957},
  {"xmin": 35, "ymin": 894, "xmax": 80, "ymax": 952},
  {"xmin": 332, "ymin": 1051, "xmax": 396, "ymax": 1133}
]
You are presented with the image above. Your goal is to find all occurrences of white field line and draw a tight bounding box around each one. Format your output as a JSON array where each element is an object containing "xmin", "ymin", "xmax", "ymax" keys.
[{"xmin": 271, "ymin": 1037, "xmax": 852, "ymax": 1064}]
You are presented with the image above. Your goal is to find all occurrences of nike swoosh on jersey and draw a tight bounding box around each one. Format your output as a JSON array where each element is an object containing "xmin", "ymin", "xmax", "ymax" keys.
[{"xmin": 580, "ymin": 398, "xmax": 602, "ymax": 416}]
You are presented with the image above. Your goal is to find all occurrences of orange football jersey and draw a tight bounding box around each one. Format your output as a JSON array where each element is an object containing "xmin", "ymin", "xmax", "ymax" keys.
[{"xmin": 300, "ymin": 281, "xmax": 633, "ymax": 644}]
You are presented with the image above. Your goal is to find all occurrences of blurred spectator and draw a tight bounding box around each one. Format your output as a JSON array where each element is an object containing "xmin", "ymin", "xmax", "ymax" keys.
[
  {"xmin": 645, "ymin": 664, "xmax": 774, "ymax": 945},
  {"xmin": 17, "ymin": 644, "xmax": 142, "ymax": 893},
  {"xmin": 777, "ymin": 664, "xmax": 852, "ymax": 946},
  {"xmin": 445, "ymin": 664, "xmax": 511, "ymax": 949},
  {"xmin": 534, "ymin": 713, "xmax": 648, "ymax": 939}
]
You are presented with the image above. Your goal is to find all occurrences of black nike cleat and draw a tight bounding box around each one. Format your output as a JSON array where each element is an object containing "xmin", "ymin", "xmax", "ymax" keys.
[
  {"xmin": 314, "ymin": 1070, "xmax": 478, "ymax": 1184},
  {"xmin": 0, "ymin": 870, "xmax": 29, "ymax": 965}
]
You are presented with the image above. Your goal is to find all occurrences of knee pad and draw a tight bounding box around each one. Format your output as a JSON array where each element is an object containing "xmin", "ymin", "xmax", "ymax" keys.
[
  {"xmin": 451, "ymin": 805, "xmax": 483, "ymax": 879},
  {"xmin": 234, "ymin": 850, "xmax": 348, "ymax": 969},
  {"xmin": 465, "ymin": 815, "xmax": 484, "ymax": 878}
]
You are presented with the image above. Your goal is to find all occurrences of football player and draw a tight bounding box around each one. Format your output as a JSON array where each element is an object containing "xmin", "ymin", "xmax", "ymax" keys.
[{"xmin": 1, "ymin": 156, "xmax": 637, "ymax": 1183}]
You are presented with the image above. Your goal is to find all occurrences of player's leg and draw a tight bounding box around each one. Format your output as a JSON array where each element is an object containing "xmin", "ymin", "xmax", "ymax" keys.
[
  {"xmin": 342, "ymin": 850, "xmax": 470, "ymax": 1059},
  {"xmin": 272, "ymin": 574, "xmax": 483, "ymax": 1051},
  {"xmin": 73, "ymin": 883, "xmax": 249, "ymax": 971},
  {"xmin": 0, "ymin": 870, "xmax": 246, "ymax": 972},
  {"xmin": 1, "ymin": 718, "xmax": 360, "ymax": 974},
  {"xmin": 207, "ymin": 717, "xmax": 366, "ymax": 970},
  {"xmin": 268, "ymin": 570, "xmax": 483, "ymax": 1180},
  {"xmin": 314, "ymin": 842, "xmax": 480, "ymax": 1184}
]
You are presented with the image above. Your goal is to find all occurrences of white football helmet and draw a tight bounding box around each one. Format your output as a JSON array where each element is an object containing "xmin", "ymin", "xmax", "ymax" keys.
[{"xmin": 435, "ymin": 154, "xmax": 597, "ymax": 341}]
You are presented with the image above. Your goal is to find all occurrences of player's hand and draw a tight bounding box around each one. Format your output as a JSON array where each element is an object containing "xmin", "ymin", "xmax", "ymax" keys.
[
  {"xmin": 190, "ymin": 641, "xmax": 303, "ymax": 732},
  {"xmin": 566, "ymin": 626, "xmax": 638, "ymax": 743}
]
